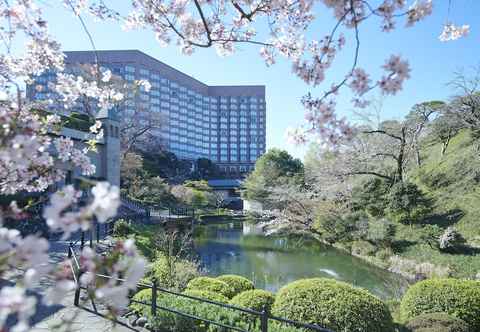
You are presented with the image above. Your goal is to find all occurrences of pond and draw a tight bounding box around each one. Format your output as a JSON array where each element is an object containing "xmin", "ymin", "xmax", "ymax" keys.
[{"xmin": 193, "ymin": 219, "xmax": 407, "ymax": 300}]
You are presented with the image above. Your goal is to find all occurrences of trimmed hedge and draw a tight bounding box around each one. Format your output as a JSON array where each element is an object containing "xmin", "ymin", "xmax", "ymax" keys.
[
  {"xmin": 216, "ymin": 275, "xmax": 254, "ymax": 296},
  {"xmin": 271, "ymin": 278, "xmax": 394, "ymax": 332},
  {"xmin": 130, "ymin": 289, "xmax": 156, "ymax": 315},
  {"xmin": 183, "ymin": 289, "xmax": 229, "ymax": 303},
  {"xmin": 230, "ymin": 289, "xmax": 275, "ymax": 313},
  {"xmin": 186, "ymin": 277, "xmax": 235, "ymax": 298},
  {"xmin": 400, "ymin": 278, "xmax": 480, "ymax": 330},
  {"xmin": 405, "ymin": 313, "xmax": 470, "ymax": 332}
]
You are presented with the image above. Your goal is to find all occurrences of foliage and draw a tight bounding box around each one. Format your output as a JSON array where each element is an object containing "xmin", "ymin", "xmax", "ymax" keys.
[
  {"xmin": 195, "ymin": 158, "xmax": 219, "ymax": 179},
  {"xmin": 216, "ymin": 275, "xmax": 254, "ymax": 296},
  {"xmin": 418, "ymin": 224, "xmax": 442, "ymax": 249},
  {"xmin": 271, "ymin": 278, "xmax": 394, "ymax": 332},
  {"xmin": 171, "ymin": 181, "xmax": 214, "ymax": 208},
  {"xmin": 141, "ymin": 149, "xmax": 192, "ymax": 181},
  {"xmin": 150, "ymin": 254, "xmax": 201, "ymax": 291},
  {"xmin": 438, "ymin": 227, "xmax": 466, "ymax": 252},
  {"xmin": 130, "ymin": 289, "xmax": 156, "ymax": 314},
  {"xmin": 243, "ymin": 149, "xmax": 304, "ymax": 203},
  {"xmin": 366, "ymin": 218, "xmax": 396, "ymax": 247},
  {"xmin": 405, "ymin": 313, "xmax": 470, "ymax": 332},
  {"xmin": 386, "ymin": 181, "xmax": 433, "ymax": 226},
  {"xmin": 315, "ymin": 209, "xmax": 361, "ymax": 243},
  {"xmin": 186, "ymin": 277, "xmax": 235, "ymax": 299},
  {"xmin": 183, "ymin": 289, "xmax": 229, "ymax": 303},
  {"xmin": 131, "ymin": 176, "xmax": 175, "ymax": 208},
  {"xmin": 112, "ymin": 219, "xmax": 133, "ymax": 237},
  {"xmin": 351, "ymin": 240, "xmax": 377, "ymax": 256},
  {"xmin": 352, "ymin": 178, "xmax": 390, "ymax": 217},
  {"xmin": 229, "ymin": 289, "xmax": 275, "ymax": 313},
  {"xmin": 400, "ymin": 278, "xmax": 480, "ymax": 330}
]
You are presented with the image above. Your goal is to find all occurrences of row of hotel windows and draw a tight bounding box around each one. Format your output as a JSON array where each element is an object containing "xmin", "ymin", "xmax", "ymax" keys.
[
  {"xmin": 169, "ymin": 141, "xmax": 262, "ymax": 153},
  {"xmin": 121, "ymin": 65, "xmax": 265, "ymax": 103},
  {"xmin": 33, "ymin": 68, "xmax": 265, "ymax": 112}
]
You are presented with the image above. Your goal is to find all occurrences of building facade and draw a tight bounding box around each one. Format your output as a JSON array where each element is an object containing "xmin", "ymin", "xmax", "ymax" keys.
[{"xmin": 27, "ymin": 50, "xmax": 266, "ymax": 175}]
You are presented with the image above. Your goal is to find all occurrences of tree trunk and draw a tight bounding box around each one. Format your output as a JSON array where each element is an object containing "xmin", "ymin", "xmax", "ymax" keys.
[
  {"xmin": 441, "ymin": 134, "xmax": 452, "ymax": 156},
  {"xmin": 396, "ymin": 128, "xmax": 406, "ymax": 182}
]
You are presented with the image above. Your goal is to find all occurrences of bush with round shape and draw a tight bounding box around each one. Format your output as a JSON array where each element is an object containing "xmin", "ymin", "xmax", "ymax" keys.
[
  {"xmin": 112, "ymin": 219, "xmax": 132, "ymax": 237},
  {"xmin": 229, "ymin": 289, "xmax": 275, "ymax": 313},
  {"xmin": 216, "ymin": 275, "xmax": 254, "ymax": 296},
  {"xmin": 405, "ymin": 313, "xmax": 470, "ymax": 332},
  {"xmin": 400, "ymin": 278, "xmax": 480, "ymax": 330},
  {"xmin": 271, "ymin": 278, "xmax": 394, "ymax": 332},
  {"xmin": 183, "ymin": 289, "xmax": 229, "ymax": 303},
  {"xmin": 186, "ymin": 277, "xmax": 235, "ymax": 298}
]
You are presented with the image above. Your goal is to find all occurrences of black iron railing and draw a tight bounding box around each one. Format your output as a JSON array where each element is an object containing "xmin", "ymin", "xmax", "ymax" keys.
[{"xmin": 67, "ymin": 242, "xmax": 333, "ymax": 332}]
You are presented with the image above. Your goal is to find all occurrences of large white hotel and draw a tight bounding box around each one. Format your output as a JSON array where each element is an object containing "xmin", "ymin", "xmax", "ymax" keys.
[{"xmin": 27, "ymin": 50, "xmax": 266, "ymax": 175}]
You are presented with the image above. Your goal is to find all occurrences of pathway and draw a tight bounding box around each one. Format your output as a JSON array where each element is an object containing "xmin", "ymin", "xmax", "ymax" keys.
[{"xmin": 3, "ymin": 235, "xmax": 143, "ymax": 332}]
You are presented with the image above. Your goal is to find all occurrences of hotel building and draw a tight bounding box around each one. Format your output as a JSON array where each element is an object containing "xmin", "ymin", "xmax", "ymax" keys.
[{"xmin": 27, "ymin": 50, "xmax": 266, "ymax": 175}]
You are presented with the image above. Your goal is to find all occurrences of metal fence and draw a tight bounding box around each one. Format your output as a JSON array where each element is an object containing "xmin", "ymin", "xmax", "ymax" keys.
[{"xmin": 67, "ymin": 243, "xmax": 333, "ymax": 332}]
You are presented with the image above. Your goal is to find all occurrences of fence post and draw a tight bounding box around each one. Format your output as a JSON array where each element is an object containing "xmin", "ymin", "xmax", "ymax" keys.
[
  {"xmin": 151, "ymin": 278, "xmax": 158, "ymax": 317},
  {"xmin": 80, "ymin": 231, "xmax": 85, "ymax": 251},
  {"xmin": 89, "ymin": 228, "xmax": 93, "ymax": 248},
  {"xmin": 96, "ymin": 222, "xmax": 100, "ymax": 243},
  {"xmin": 67, "ymin": 242, "xmax": 72, "ymax": 258},
  {"xmin": 260, "ymin": 306, "xmax": 268, "ymax": 332},
  {"xmin": 74, "ymin": 270, "xmax": 82, "ymax": 306}
]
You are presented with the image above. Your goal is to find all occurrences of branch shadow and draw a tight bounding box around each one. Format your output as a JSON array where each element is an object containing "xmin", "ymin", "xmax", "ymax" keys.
[{"xmin": 423, "ymin": 208, "xmax": 465, "ymax": 228}]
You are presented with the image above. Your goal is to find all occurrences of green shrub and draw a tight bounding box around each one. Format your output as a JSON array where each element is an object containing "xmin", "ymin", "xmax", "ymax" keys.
[
  {"xmin": 130, "ymin": 289, "xmax": 156, "ymax": 315},
  {"xmin": 150, "ymin": 254, "xmax": 200, "ymax": 291},
  {"xmin": 405, "ymin": 313, "xmax": 470, "ymax": 332},
  {"xmin": 229, "ymin": 289, "xmax": 275, "ymax": 313},
  {"xmin": 216, "ymin": 275, "xmax": 254, "ymax": 296},
  {"xmin": 400, "ymin": 278, "xmax": 480, "ymax": 330},
  {"xmin": 183, "ymin": 289, "xmax": 229, "ymax": 303},
  {"xmin": 351, "ymin": 240, "xmax": 377, "ymax": 256},
  {"xmin": 351, "ymin": 178, "xmax": 390, "ymax": 217},
  {"xmin": 186, "ymin": 277, "xmax": 235, "ymax": 298},
  {"xmin": 386, "ymin": 182, "xmax": 432, "ymax": 225},
  {"xmin": 367, "ymin": 218, "xmax": 396, "ymax": 247},
  {"xmin": 271, "ymin": 278, "xmax": 394, "ymax": 332},
  {"xmin": 112, "ymin": 219, "xmax": 132, "ymax": 237}
]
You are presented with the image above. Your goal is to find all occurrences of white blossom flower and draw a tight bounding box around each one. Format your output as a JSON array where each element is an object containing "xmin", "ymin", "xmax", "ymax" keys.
[
  {"xmin": 101, "ymin": 69, "xmax": 112, "ymax": 82},
  {"xmin": 89, "ymin": 182, "xmax": 120, "ymax": 222},
  {"xmin": 439, "ymin": 23, "xmax": 470, "ymax": 42}
]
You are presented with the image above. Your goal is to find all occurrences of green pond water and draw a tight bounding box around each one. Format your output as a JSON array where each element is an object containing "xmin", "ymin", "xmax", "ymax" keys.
[{"xmin": 193, "ymin": 219, "xmax": 407, "ymax": 299}]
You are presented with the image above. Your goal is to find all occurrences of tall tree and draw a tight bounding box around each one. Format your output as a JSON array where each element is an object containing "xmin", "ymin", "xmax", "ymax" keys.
[
  {"xmin": 405, "ymin": 101, "xmax": 445, "ymax": 166},
  {"xmin": 243, "ymin": 149, "xmax": 304, "ymax": 203}
]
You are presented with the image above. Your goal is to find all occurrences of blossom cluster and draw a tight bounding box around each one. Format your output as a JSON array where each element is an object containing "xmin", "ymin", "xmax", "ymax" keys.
[
  {"xmin": 79, "ymin": 239, "xmax": 146, "ymax": 311},
  {"xmin": 439, "ymin": 23, "xmax": 470, "ymax": 42}
]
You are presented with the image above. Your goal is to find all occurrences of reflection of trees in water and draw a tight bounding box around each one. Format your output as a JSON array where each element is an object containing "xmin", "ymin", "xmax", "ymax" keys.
[{"xmin": 194, "ymin": 220, "xmax": 407, "ymax": 299}]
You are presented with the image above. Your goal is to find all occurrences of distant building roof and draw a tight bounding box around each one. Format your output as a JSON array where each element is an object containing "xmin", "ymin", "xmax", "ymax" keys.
[{"xmin": 208, "ymin": 179, "xmax": 242, "ymax": 189}]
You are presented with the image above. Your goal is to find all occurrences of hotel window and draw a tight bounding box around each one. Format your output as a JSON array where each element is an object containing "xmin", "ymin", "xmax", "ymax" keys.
[
  {"xmin": 125, "ymin": 66, "xmax": 135, "ymax": 73},
  {"xmin": 139, "ymin": 68, "xmax": 149, "ymax": 76}
]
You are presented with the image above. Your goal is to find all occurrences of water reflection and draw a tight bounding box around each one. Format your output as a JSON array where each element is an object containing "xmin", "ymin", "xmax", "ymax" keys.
[{"xmin": 193, "ymin": 220, "xmax": 407, "ymax": 299}]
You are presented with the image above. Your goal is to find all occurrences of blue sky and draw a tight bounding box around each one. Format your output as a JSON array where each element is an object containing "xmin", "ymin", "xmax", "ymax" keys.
[{"xmin": 39, "ymin": 1, "xmax": 479, "ymax": 159}]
